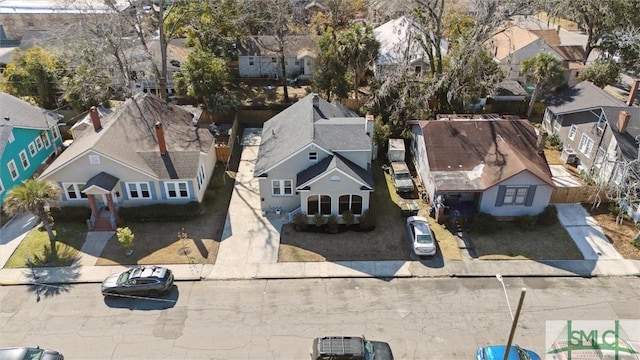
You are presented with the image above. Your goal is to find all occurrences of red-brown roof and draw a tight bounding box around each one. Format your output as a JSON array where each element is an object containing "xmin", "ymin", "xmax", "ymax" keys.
[{"xmin": 419, "ymin": 118, "xmax": 554, "ymax": 190}]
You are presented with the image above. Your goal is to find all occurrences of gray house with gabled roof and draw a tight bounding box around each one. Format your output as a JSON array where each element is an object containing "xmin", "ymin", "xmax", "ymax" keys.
[
  {"xmin": 39, "ymin": 93, "xmax": 216, "ymax": 230},
  {"xmin": 254, "ymin": 93, "xmax": 374, "ymax": 220},
  {"xmin": 543, "ymin": 81, "xmax": 640, "ymax": 185}
]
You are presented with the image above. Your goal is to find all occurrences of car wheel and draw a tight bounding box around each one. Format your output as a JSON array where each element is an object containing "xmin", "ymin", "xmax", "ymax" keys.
[{"xmin": 148, "ymin": 290, "xmax": 160, "ymax": 297}]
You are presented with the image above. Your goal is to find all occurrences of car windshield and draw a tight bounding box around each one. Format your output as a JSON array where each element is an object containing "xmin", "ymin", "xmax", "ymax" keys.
[
  {"xmin": 416, "ymin": 234, "xmax": 433, "ymax": 244},
  {"xmin": 117, "ymin": 271, "xmax": 131, "ymax": 285},
  {"xmin": 24, "ymin": 348, "xmax": 44, "ymax": 360},
  {"xmin": 364, "ymin": 341, "xmax": 374, "ymax": 360}
]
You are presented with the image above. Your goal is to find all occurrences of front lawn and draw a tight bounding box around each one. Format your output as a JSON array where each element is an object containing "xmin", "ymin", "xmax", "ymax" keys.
[
  {"xmin": 4, "ymin": 222, "xmax": 87, "ymax": 268},
  {"xmin": 469, "ymin": 221, "xmax": 583, "ymax": 260}
]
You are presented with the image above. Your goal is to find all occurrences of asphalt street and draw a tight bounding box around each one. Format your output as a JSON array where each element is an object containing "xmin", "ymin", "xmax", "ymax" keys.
[{"xmin": 0, "ymin": 277, "xmax": 638, "ymax": 360}]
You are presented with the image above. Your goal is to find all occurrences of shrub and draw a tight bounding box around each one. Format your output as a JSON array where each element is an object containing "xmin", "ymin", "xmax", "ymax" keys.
[
  {"xmin": 116, "ymin": 227, "xmax": 135, "ymax": 249},
  {"xmin": 326, "ymin": 215, "xmax": 339, "ymax": 233},
  {"xmin": 470, "ymin": 212, "xmax": 500, "ymax": 234},
  {"xmin": 516, "ymin": 215, "xmax": 537, "ymax": 230},
  {"xmin": 358, "ymin": 210, "xmax": 375, "ymax": 231},
  {"xmin": 313, "ymin": 213, "xmax": 326, "ymax": 227},
  {"xmin": 537, "ymin": 205, "xmax": 558, "ymax": 226},
  {"xmin": 50, "ymin": 206, "xmax": 91, "ymax": 221},
  {"xmin": 342, "ymin": 210, "xmax": 356, "ymax": 226},
  {"xmin": 547, "ymin": 133, "xmax": 562, "ymax": 150},
  {"xmin": 119, "ymin": 201, "xmax": 205, "ymax": 222},
  {"xmin": 292, "ymin": 213, "xmax": 308, "ymax": 231}
]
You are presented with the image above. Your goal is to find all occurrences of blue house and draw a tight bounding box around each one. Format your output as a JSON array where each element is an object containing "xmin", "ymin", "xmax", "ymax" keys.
[{"xmin": 0, "ymin": 92, "xmax": 63, "ymax": 205}]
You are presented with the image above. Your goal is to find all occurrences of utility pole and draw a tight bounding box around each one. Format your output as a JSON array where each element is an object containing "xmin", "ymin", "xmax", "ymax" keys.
[{"xmin": 503, "ymin": 288, "xmax": 526, "ymax": 360}]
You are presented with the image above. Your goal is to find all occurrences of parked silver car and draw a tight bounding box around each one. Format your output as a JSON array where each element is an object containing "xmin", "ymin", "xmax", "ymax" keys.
[
  {"xmin": 101, "ymin": 266, "xmax": 174, "ymax": 297},
  {"xmin": 406, "ymin": 216, "xmax": 437, "ymax": 256},
  {"xmin": 0, "ymin": 346, "xmax": 64, "ymax": 360}
]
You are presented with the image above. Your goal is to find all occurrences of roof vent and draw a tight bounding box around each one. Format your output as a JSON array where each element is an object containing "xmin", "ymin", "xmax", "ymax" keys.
[{"xmin": 3, "ymin": 116, "xmax": 9, "ymax": 121}]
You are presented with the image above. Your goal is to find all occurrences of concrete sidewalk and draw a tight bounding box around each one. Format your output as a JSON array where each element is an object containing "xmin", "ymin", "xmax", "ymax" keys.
[{"xmin": 2, "ymin": 132, "xmax": 639, "ymax": 287}]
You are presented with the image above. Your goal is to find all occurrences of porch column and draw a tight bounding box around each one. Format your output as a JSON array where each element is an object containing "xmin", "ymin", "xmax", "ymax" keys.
[
  {"xmin": 106, "ymin": 193, "xmax": 119, "ymax": 222},
  {"xmin": 87, "ymin": 195, "xmax": 98, "ymax": 218}
]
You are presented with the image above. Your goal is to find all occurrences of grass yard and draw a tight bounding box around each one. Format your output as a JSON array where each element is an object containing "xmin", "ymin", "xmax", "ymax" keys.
[
  {"xmin": 278, "ymin": 160, "xmax": 462, "ymax": 262},
  {"xmin": 469, "ymin": 221, "xmax": 583, "ymax": 260},
  {"xmin": 4, "ymin": 222, "xmax": 87, "ymax": 268},
  {"xmin": 95, "ymin": 163, "xmax": 235, "ymax": 265}
]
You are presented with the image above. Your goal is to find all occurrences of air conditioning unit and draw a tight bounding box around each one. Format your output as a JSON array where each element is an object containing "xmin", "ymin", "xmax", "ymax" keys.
[{"xmin": 561, "ymin": 147, "xmax": 578, "ymax": 165}]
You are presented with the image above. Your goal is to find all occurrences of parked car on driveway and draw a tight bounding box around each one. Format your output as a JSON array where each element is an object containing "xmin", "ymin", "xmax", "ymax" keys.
[
  {"xmin": 476, "ymin": 345, "xmax": 541, "ymax": 360},
  {"xmin": 389, "ymin": 161, "xmax": 414, "ymax": 193},
  {"xmin": 0, "ymin": 346, "xmax": 64, "ymax": 360},
  {"xmin": 406, "ymin": 216, "xmax": 436, "ymax": 256},
  {"xmin": 310, "ymin": 336, "xmax": 394, "ymax": 360},
  {"xmin": 101, "ymin": 266, "xmax": 174, "ymax": 297}
]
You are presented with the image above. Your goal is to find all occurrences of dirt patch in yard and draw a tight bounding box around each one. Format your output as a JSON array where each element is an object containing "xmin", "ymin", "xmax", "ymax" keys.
[
  {"xmin": 585, "ymin": 203, "xmax": 640, "ymax": 260},
  {"xmin": 96, "ymin": 159, "xmax": 238, "ymax": 266}
]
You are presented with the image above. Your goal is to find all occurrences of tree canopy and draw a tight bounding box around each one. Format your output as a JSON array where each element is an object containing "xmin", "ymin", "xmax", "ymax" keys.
[{"xmin": 1, "ymin": 47, "xmax": 60, "ymax": 109}]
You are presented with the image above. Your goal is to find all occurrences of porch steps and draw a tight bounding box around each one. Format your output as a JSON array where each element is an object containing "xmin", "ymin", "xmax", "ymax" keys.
[{"xmin": 91, "ymin": 217, "xmax": 114, "ymax": 232}]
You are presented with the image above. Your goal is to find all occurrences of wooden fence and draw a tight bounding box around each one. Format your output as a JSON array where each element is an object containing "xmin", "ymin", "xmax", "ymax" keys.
[
  {"xmin": 549, "ymin": 186, "xmax": 604, "ymax": 204},
  {"xmin": 215, "ymin": 145, "xmax": 231, "ymax": 163}
]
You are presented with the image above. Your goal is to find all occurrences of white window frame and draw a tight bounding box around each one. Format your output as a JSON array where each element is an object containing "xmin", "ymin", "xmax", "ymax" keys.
[
  {"xmin": 19, "ymin": 150, "xmax": 30, "ymax": 170},
  {"xmin": 568, "ymin": 124, "xmax": 577, "ymax": 140},
  {"xmin": 126, "ymin": 182, "xmax": 152, "ymax": 199},
  {"xmin": 502, "ymin": 187, "xmax": 528, "ymax": 205},
  {"xmin": 0, "ymin": 179, "xmax": 4, "ymax": 194},
  {"xmin": 28, "ymin": 142, "xmax": 37, "ymax": 156},
  {"xmin": 309, "ymin": 151, "xmax": 317, "ymax": 162},
  {"xmin": 594, "ymin": 147, "xmax": 605, "ymax": 168},
  {"xmin": 40, "ymin": 132, "xmax": 50, "ymax": 148},
  {"xmin": 52, "ymin": 126, "xmax": 60, "ymax": 140},
  {"xmin": 89, "ymin": 155, "xmax": 101, "ymax": 164},
  {"xmin": 271, "ymin": 179, "xmax": 293, "ymax": 196},
  {"xmin": 35, "ymin": 137, "xmax": 43, "ymax": 150},
  {"xmin": 7, "ymin": 160, "xmax": 18, "ymax": 180},
  {"xmin": 63, "ymin": 183, "xmax": 87, "ymax": 200},
  {"xmin": 197, "ymin": 163, "xmax": 206, "ymax": 190},
  {"xmin": 578, "ymin": 134, "xmax": 594, "ymax": 157},
  {"xmin": 165, "ymin": 181, "xmax": 190, "ymax": 199},
  {"xmin": 248, "ymin": 57, "xmax": 254, "ymax": 66}
]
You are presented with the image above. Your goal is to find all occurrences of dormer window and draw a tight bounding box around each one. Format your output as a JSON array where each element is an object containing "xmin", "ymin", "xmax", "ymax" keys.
[{"xmin": 309, "ymin": 152, "xmax": 317, "ymax": 162}]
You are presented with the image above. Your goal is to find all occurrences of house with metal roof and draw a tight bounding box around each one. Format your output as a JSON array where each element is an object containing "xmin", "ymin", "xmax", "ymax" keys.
[
  {"xmin": 38, "ymin": 93, "xmax": 216, "ymax": 231},
  {"xmin": 0, "ymin": 92, "xmax": 63, "ymax": 205},
  {"xmin": 254, "ymin": 93, "xmax": 374, "ymax": 220},
  {"xmin": 411, "ymin": 114, "xmax": 554, "ymax": 220}
]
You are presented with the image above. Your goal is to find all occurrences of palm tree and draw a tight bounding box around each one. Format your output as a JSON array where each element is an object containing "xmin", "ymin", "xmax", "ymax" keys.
[
  {"xmin": 337, "ymin": 23, "xmax": 380, "ymax": 99},
  {"xmin": 521, "ymin": 52, "xmax": 566, "ymax": 117},
  {"xmin": 3, "ymin": 179, "xmax": 61, "ymax": 258}
]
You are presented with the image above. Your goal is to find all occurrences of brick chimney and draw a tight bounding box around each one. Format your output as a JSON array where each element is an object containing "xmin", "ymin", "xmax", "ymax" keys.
[
  {"xmin": 536, "ymin": 130, "xmax": 548, "ymax": 154},
  {"xmin": 627, "ymin": 79, "xmax": 640, "ymax": 106},
  {"xmin": 618, "ymin": 111, "xmax": 631, "ymax": 133},
  {"xmin": 155, "ymin": 122, "xmax": 167, "ymax": 154},
  {"xmin": 90, "ymin": 106, "xmax": 102, "ymax": 132}
]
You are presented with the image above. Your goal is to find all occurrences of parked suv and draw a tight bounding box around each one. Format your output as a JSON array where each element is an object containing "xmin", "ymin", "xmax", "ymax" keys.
[
  {"xmin": 310, "ymin": 336, "xmax": 394, "ymax": 360},
  {"xmin": 389, "ymin": 161, "xmax": 414, "ymax": 193}
]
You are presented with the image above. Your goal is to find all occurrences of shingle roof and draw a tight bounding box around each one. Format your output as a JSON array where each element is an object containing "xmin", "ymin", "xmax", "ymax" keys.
[
  {"xmin": 489, "ymin": 25, "xmax": 539, "ymax": 61},
  {"xmin": 602, "ymin": 107, "xmax": 640, "ymax": 162},
  {"xmin": 254, "ymin": 93, "xmax": 366, "ymax": 176},
  {"xmin": 0, "ymin": 92, "xmax": 60, "ymax": 154},
  {"xmin": 549, "ymin": 45, "xmax": 585, "ymax": 62},
  {"xmin": 237, "ymin": 35, "xmax": 319, "ymax": 58},
  {"xmin": 40, "ymin": 93, "xmax": 214, "ymax": 179},
  {"xmin": 84, "ymin": 171, "xmax": 119, "ymax": 192},
  {"xmin": 420, "ymin": 119, "xmax": 553, "ymax": 191},
  {"xmin": 530, "ymin": 29, "xmax": 561, "ymax": 46},
  {"xmin": 296, "ymin": 154, "xmax": 374, "ymax": 190},
  {"xmin": 545, "ymin": 81, "xmax": 623, "ymax": 114}
]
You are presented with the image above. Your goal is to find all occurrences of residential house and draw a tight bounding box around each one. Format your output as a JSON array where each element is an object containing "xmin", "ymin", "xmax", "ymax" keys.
[
  {"xmin": 543, "ymin": 80, "xmax": 640, "ymax": 185},
  {"xmin": 487, "ymin": 25, "xmax": 585, "ymax": 87},
  {"xmin": 254, "ymin": 93, "xmax": 374, "ymax": 220},
  {"xmin": 411, "ymin": 114, "xmax": 555, "ymax": 219},
  {"xmin": 236, "ymin": 35, "xmax": 318, "ymax": 80},
  {"xmin": 373, "ymin": 16, "xmax": 447, "ymax": 78},
  {"xmin": 0, "ymin": 92, "xmax": 63, "ymax": 205},
  {"xmin": 38, "ymin": 93, "xmax": 216, "ymax": 230}
]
